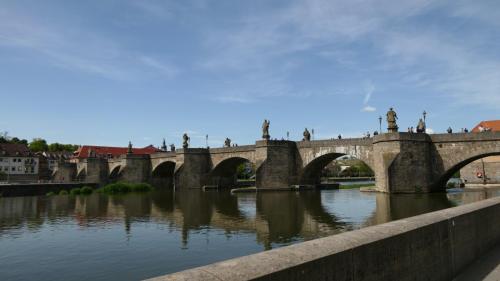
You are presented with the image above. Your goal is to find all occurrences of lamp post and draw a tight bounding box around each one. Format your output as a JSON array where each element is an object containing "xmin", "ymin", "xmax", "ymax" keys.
[
  {"xmin": 378, "ymin": 115, "xmax": 382, "ymax": 133},
  {"xmin": 205, "ymin": 134, "xmax": 208, "ymax": 148},
  {"xmin": 312, "ymin": 129, "xmax": 315, "ymax": 141},
  {"xmin": 423, "ymin": 110, "xmax": 427, "ymax": 133},
  {"xmin": 286, "ymin": 131, "xmax": 289, "ymax": 140}
]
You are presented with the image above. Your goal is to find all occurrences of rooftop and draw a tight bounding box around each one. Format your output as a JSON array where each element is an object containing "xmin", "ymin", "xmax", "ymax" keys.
[{"xmin": 471, "ymin": 120, "xmax": 500, "ymax": 132}]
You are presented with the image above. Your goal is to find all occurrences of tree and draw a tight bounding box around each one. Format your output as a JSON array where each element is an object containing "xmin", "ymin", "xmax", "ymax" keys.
[{"xmin": 29, "ymin": 138, "xmax": 48, "ymax": 152}]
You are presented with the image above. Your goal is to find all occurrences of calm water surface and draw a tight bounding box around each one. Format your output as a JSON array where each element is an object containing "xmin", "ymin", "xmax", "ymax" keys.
[{"xmin": 0, "ymin": 188, "xmax": 498, "ymax": 281}]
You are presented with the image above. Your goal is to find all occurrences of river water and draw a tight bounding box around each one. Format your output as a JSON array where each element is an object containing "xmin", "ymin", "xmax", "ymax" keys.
[{"xmin": 0, "ymin": 188, "xmax": 498, "ymax": 281}]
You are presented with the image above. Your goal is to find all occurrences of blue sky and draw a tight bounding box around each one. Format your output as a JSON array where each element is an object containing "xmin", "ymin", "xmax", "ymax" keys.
[{"xmin": 1, "ymin": 0, "xmax": 499, "ymax": 148}]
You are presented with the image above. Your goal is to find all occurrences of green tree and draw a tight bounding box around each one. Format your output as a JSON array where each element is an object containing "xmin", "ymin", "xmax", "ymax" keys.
[{"xmin": 29, "ymin": 138, "xmax": 48, "ymax": 152}]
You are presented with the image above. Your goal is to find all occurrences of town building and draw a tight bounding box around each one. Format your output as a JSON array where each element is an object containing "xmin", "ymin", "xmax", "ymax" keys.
[
  {"xmin": 72, "ymin": 145, "xmax": 161, "ymax": 160},
  {"xmin": 0, "ymin": 143, "xmax": 39, "ymax": 183},
  {"xmin": 461, "ymin": 120, "xmax": 500, "ymax": 185}
]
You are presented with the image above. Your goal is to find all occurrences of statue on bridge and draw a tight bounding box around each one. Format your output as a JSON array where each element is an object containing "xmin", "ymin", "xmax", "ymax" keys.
[
  {"xmin": 170, "ymin": 144, "xmax": 175, "ymax": 152},
  {"xmin": 386, "ymin": 107, "xmax": 398, "ymax": 133},
  {"xmin": 262, "ymin": 119, "xmax": 270, "ymax": 140},
  {"xmin": 127, "ymin": 141, "xmax": 133, "ymax": 154},
  {"xmin": 161, "ymin": 138, "xmax": 167, "ymax": 151},
  {"xmin": 416, "ymin": 118, "xmax": 426, "ymax": 133},
  {"xmin": 303, "ymin": 128, "xmax": 311, "ymax": 141},
  {"xmin": 224, "ymin": 137, "xmax": 231, "ymax": 147},
  {"xmin": 182, "ymin": 133, "xmax": 190, "ymax": 149}
]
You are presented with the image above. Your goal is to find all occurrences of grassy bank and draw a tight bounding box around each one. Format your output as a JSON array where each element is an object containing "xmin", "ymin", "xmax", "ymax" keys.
[
  {"xmin": 339, "ymin": 184, "xmax": 376, "ymax": 189},
  {"xmin": 97, "ymin": 182, "xmax": 153, "ymax": 194}
]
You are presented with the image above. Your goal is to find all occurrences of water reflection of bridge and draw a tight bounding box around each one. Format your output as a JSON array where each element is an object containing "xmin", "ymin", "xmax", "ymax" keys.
[{"xmin": 0, "ymin": 190, "xmax": 498, "ymax": 248}]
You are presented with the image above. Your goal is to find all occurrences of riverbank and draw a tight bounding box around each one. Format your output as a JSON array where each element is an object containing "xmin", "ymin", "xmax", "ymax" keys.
[{"xmin": 0, "ymin": 182, "xmax": 98, "ymax": 197}]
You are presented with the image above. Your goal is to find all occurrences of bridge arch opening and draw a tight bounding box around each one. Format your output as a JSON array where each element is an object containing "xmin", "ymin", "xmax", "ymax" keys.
[
  {"xmin": 109, "ymin": 165, "xmax": 122, "ymax": 182},
  {"xmin": 151, "ymin": 161, "xmax": 176, "ymax": 189},
  {"xmin": 208, "ymin": 157, "xmax": 255, "ymax": 188},
  {"xmin": 435, "ymin": 152, "xmax": 500, "ymax": 190},
  {"xmin": 300, "ymin": 153, "xmax": 374, "ymax": 186}
]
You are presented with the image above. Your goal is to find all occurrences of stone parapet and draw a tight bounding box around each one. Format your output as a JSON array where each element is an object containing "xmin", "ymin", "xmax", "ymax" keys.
[{"xmin": 147, "ymin": 196, "xmax": 500, "ymax": 281}]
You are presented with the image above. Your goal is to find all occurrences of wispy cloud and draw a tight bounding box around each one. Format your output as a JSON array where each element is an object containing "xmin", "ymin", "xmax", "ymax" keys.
[
  {"xmin": 0, "ymin": 5, "xmax": 181, "ymax": 80},
  {"xmin": 361, "ymin": 106, "xmax": 376, "ymax": 112}
]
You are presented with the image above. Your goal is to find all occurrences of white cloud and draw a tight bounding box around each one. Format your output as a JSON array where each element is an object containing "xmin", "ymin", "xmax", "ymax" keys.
[{"xmin": 362, "ymin": 106, "xmax": 376, "ymax": 112}]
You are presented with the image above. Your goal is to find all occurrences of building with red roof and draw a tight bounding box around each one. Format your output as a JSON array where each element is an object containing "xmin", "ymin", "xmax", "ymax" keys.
[
  {"xmin": 73, "ymin": 145, "xmax": 161, "ymax": 159},
  {"xmin": 471, "ymin": 120, "xmax": 500, "ymax": 132},
  {"xmin": 461, "ymin": 120, "xmax": 500, "ymax": 185}
]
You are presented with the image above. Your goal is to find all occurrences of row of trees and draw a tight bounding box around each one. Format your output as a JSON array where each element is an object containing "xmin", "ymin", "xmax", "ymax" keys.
[{"xmin": 0, "ymin": 132, "xmax": 78, "ymax": 152}]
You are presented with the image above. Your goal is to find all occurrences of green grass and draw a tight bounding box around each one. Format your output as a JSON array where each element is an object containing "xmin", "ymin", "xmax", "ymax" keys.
[
  {"xmin": 98, "ymin": 182, "xmax": 154, "ymax": 194},
  {"xmin": 339, "ymin": 184, "xmax": 376, "ymax": 189}
]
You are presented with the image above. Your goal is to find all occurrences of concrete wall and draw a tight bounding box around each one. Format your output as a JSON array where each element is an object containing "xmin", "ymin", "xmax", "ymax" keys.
[{"xmin": 147, "ymin": 196, "xmax": 500, "ymax": 281}]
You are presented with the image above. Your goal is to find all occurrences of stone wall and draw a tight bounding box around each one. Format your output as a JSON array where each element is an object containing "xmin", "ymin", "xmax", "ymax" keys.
[
  {"xmin": 461, "ymin": 156, "xmax": 500, "ymax": 184},
  {"xmin": 147, "ymin": 196, "xmax": 500, "ymax": 281}
]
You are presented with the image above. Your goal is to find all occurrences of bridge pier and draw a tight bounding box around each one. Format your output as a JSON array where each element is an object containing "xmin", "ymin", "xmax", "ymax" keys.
[
  {"xmin": 255, "ymin": 140, "xmax": 299, "ymax": 189},
  {"xmin": 175, "ymin": 149, "xmax": 210, "ymax": 189},
  {"xmin": 120, "ymin": 154, "xmax": 151, "ymax": 183}
]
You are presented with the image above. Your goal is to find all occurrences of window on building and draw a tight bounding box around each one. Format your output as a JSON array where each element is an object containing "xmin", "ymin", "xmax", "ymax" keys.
[{"xmin": 11, "ymin": 167, "xmax": 15, "ymax": 171}]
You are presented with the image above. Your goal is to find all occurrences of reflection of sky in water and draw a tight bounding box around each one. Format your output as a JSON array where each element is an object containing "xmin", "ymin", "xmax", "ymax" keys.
[
  {"xmin": 236, "ymin": 194, "xmax": 257, "ymax": 219},
  {"xmin": 0, "ymin": 188, "xmax": 498, "ymax": 281},
  {"xmin": 321, "ymin": 189, "xmax": 376, "ymax": 227}
]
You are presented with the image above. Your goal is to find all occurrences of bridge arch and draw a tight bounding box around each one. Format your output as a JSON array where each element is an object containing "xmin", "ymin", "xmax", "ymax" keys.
[
  {"xmin": 433, "ymin": 151, "xmax": 500, "ymax": 189},
  {"xmin": 76, "ymin": 168, "xmax": 86, "ymax": 181},
  {"xmin": 207, "ymin": 157, "xmax": 255, "ymax": 188},
  {"xmin": 300, "ymin": 152, "xmax": 374, "ymax": 185},
  {"xmin": 151, "ymin": 161, "xmax": 176, "ymax": 188},
  {"xmin": 109, "ymin": 165, "xmax": 122, "ymax": 182}
]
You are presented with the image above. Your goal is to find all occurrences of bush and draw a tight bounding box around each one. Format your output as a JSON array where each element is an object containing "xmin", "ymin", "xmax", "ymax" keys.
[
  {"xmin": 46, "ymin": 192, "xmax": 56, "ymax": 196},
  {"xmin": 70, "ymin": 188, "xmax": 81, "ymax": 195},
  {"xmin": 99, "ymin": 182, "xmax": 153, "ymax": 194},
  {"xmin": 131, "ymin": 183, "xmax": 153, "ymax": 192},
  {"xmin": 80, "ymin": 186, "xmax": 93, "ymax": 195},
  {"xmin": 59, "ymin": 190, "xmax": 68, "ymax": 195},
  {"xmin": 447, "ymin": 181, "xmax": 456, "ymax": 188}
]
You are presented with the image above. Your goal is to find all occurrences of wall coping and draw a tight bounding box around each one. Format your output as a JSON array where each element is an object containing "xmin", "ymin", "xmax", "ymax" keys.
[{"xmin": 146, "ymin": 197, "xmax": 500, "ymax": 281}]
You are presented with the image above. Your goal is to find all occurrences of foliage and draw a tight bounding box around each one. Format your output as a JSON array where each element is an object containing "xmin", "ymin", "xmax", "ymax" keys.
[
  {"xmin": 339, "ymin": 184, "xmax": 375, "ymax": 189},
  {"xmin": 46, "ymin": 192, "xmax": 56, "ymax": 196},
  {"xmin": 446, "ymin": 181, "xmax": 456, "ymax": 188},
  {"xmin": 451, "ymin": 171, "xmax": 461, "ymax": 178},
  {"xmin": 70, "ymin": 188, "xmax": 81, "ymax": 195},
  {"xmin": 0, "ymin": 171, "xmax": 6, "ymax": 181},
  {"xmin": 58, "ymin": 190, "xmax": 68, "ymax": 195},
  {"xmin": 48, "ymin": 143, "xmax": 79, "ymax": 152},
  {"xmin": 0, "ymin": 131, "xmax": 28, "ymax": 145},
  {"xmin": 29, "ymin": 138, "xmax": 49, "ymax": 152},
  {"xmin": 80, "ymin": 186, "xmax": 93, "ymax": 195},
  {"xmin": 236, "ymin": 163, "xmax": 255, "ymax": 179},
  {"xmin": 99, "ymin": 182, "xmax": 154, "ymax": 194}
]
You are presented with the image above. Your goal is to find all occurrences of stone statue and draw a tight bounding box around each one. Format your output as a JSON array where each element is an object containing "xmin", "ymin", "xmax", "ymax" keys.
[
  {"xmin": 182, "ymin": 133, "xmax": 190, "ymax": 149},
  {"xmin": 262, "ymin": 119, "xmax": 270, "ymax": 140},
  {"xmin": 170, "ymin": 144, "xmax": 175, "ymax": 152},
  {"xmin": 303, "ymin": 128, "xmax": 311, "ymax": 141},
  {"xmin": 386, "ymin": 107, "xmax": 398, "ymax": 133},
  {"xmin": 416, "ymin": 118, "xmax": 426, "ymax": 133},
  {"xmin": 224, "ymin": 137, "xmax": 231, "ymax": 147},
  {"xmin": 161, "ymin": 138, "xmax": 167, "ymax": 151},
  {"xmin": 127, "ymin": 141, "xmax": 133, "ymax": 154}
]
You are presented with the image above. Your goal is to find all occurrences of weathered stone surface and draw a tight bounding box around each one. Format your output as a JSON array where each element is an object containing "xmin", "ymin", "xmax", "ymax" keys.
[
  {"xmin": 67, "ymin": 132, "xmax": 500, "ymax": 192},
  {"xmin": 146, "ymin": 197, "xmax": 500, "ymax": 281}
]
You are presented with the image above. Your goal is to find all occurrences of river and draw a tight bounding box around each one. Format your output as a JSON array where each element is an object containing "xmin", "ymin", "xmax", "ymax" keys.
[{"xmin": 0, "ymin": 187, "xmax": 498, "ymax": 280}]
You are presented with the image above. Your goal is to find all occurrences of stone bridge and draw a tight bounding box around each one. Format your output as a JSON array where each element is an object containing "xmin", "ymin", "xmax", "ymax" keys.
[{"xmin": 69, "ymin": 132, "xmax": 500, "ymax": 193}]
